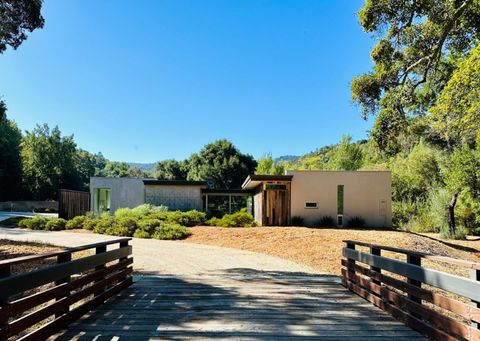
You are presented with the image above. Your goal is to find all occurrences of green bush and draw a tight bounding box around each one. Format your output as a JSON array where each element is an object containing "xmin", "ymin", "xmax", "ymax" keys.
[
  {"xmin": 440, "ymin": 226, "xmax": 467, "ymax": 240},
  {"xmin": 205, "ymin": 217, "xmax": 220, "ymax": 226},
  {"xmin": 65, "ymin": 215, "xmax": 87, "ymax": 230},
  {"xmin": 137, "ymin": 218, "xmax": 162, "ymax": 234},
  {"xmin": 133, "ymin": 229, "xmax": 151, "ymax": 238},
  {"xmin": 345, "ymin": 216, "xmax": 366, "ymax": 228},
  {"xmin": 291, "ymin": 216, "xmax": 305, "ymax": 226},
  {"xmin": 18, "ymin": 218, "xmax": 32, "ymax": 228},
  {"xmin": 93, "ymin": 215, "xmax": 115, "ymax": 234},
  {"xmin": 207, "ymin": 209, "xmax": 256, "ymax": 227},
  {"xmin": 392, "ymin": 200, "xmax": 417, "ymax": 228},
  {"xmin": 153, "ymin": 223, "xmax": 192, "ymax": 240},
  {"xmin": 315, "ymin": 216, "xmax": 335, "ymax": 227},
  {"xmin": 106, "ymin": 217, "xmax": 137, "ymax": 237},
  {"xmin": 167, "ymin": 210, "xmax": 206, "ymax": 227},
  {"xmin": 20, "ymin": 217, "xmax": 48, "ymax": 230},
  {"xmin": 45, "ymin": 218, "xmax": 67, "ymax": 231},
  {"xmin": 83, "ymin": 218, "xmax": 97, "ymax": 231}
]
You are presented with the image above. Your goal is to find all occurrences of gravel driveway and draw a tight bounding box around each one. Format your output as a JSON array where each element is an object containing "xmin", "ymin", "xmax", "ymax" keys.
[{"xmin": 0, "ymin": 227, "xmax": 317, "ymax": 275}]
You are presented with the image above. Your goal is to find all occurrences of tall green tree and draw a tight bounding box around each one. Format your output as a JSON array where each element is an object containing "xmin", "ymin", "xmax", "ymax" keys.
[
  {"xmin": 255, "ymin": 153, "xmax": 285, "ymax": 175},
  {"xmin": 101, "ymin": 161, "xmax": 145, "ymax": 178},
  {"xmin": 21, "ymin": 124, "xmax": 80, "ymax": 200},
  {"xmin": 325, "ymin": 135, "xmax": 364, "ymax": 170},
  {"xmin": 187, "ymin": 139, "xmax": 256, "ymax": 189},
  {"xmin": 351, "ymin": 0, "xmax": 480, "ymax": 154},
  {"xmin": 430, "ymin": 44, "xmax": 480, "ymax": 145},
  {"xmin": 0, "ymin": 0, "xmax": 44, "ymax": 53},
  {"xmin": 155, "ymin": 159, "xmax": 187, "ymax": 180},
  {"xmin": 0, "ymin": 103, "xmax": 22, "ymax": 200}
]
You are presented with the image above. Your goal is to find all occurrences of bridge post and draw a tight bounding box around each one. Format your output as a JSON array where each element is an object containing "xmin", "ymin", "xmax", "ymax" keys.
[
  {"xmin": 345, "ymin": 242, "xmax": 356, "ymax": 285},
  {"xmin": 407, "ymin": 254, "xmax": 422, "ymax": 318},
  {"xmin": 370, "ymin": 246, "xmax": 381, "ymax": 286},
  {"xmin": 471, "ymin": 269, "xmax": 480, "ymax": 329},
  {"xmin": 0, "ymin": 265, "xmax": 11, "ymax": 340},
  {"xmin": 94, "ymin": 245, "xmax": 107, "ymax": 298},
  {"xmin": 55, "ymin": 252, "xmax": 72, "ymax": 317}
]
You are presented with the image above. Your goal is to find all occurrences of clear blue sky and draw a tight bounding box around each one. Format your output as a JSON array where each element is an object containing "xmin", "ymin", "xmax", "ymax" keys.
[{"xmin": 0, "ymin": 0, "xmax": 374, "ymax": 163}]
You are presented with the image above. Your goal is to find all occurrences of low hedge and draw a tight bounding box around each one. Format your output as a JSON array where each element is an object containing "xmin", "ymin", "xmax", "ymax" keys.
[{"xmin": 206, "ymin": 209, "xmax": 256, "ymax": 227}]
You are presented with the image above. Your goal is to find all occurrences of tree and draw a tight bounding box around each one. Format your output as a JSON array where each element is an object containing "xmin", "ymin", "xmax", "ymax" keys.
[
  {"xmin": 351, "ymin": 0, "xmax": 480, "ymax": 153},
  {"xmin": 325, "ymin": 135, "xmax": 364, "ymax": 170},
  {"xmin": 155, "ymin": 159, "xmax": 187, "ymax": 180},
  {"xmin": 430, "ymin": 44, "xmax": 480, "ymax": 145},
  {"xmin": 187, "ymin": 139, "xmax": 257, "ymax": 189},
  {"xmin": 0, "ymin": 0, "xmax": 44, "ymax": 53},
  {"xmin": 0, "ymin": 103, "xmax": 22, "ymax": 200},
  {"xmin": 102, "ymin": 161, "xmax": 145, "ymax": 178},
  {"xmin": 255, "ymin": 153, "xmax": 285, "ymax": 175},
  {"xmin": 21, "ymin": 124, "xmax": 81, "ymax": 200}
]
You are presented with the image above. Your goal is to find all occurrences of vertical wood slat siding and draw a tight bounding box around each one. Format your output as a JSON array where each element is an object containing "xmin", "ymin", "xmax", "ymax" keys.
[
  {"xmin": 58, "ymin": 189, "xmax": 90, "ymax": 220},
  {"xmin": 341, "ymin": 240, "xmax": 480, "ymax": 341},
  {"xmin": 0, "ymin": 238, "xmax": 132, "ymax": 341}
]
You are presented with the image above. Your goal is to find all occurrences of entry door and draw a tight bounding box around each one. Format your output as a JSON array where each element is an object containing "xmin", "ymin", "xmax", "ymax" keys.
[{"xmin": 264, "ymin": 189, "xmax": 288, "ymax": 226}]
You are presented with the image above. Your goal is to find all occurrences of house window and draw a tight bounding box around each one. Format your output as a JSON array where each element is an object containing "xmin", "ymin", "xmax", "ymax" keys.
[
  {"xmin": 337, "ymin": 185, "xmax": 344, "ymax": 226},
  {"xmin": 94, "ymin": 188, "xmax": 111, "ymax": 214},
  {"xmin": 264, "ymin": 184, "xmax": 287, "ymax": 190},
  {"xmin": 305, "ymin": 202, "xmax": 318, "ymax": 209}
]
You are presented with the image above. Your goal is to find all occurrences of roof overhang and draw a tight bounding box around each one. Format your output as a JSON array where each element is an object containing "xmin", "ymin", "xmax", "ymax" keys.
[
  {"xmin": 241, "ymin": 174, "xmax": 293, "ymax": 190},
  {"xmin": 143, "ymin": 179, "xmax": 208, "ymax": 187},
  {"xmin": 202, "ymin": 188, "xmax": 254, "ymax": 195}
]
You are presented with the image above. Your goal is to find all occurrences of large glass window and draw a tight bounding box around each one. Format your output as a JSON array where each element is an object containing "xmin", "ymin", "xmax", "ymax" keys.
[
  {"xmin": 337, "ymin": 185, "xmax": 344, "ymax": 215},
  {"xmin": 94, "ymin": 188, "xmax": 111, "ymax": 214},
  {"xmin": 204, "ymin": 194, "xmax": 253, "ymax": 218}
]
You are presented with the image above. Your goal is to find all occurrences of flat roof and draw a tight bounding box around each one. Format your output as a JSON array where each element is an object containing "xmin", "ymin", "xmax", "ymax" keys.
[
  {"xmin": 242, "ymin": 174, "xmax": 293, "ymax": 190},
  {"xmin": 202, "ymin": 188, "xmax": 253, "ymax": 195},
  {"xmin": 143, "ymin": 179, "xmax": 208, "ymax": 186}
]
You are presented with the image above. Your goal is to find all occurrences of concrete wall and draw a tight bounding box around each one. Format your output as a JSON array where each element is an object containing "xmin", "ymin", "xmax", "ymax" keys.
[
  {"xmin": 0, "ymin": 201, "xmax": 58, "ymax": 212},
  {"xmin": 287, "ymin": 170, "xmax": 392, "ymax": 228},
  {"xmin": 90, "ymin": 177, "xmax": 144, "ymax": 213},
  {"xmin": 144, "ymin": 185, "xmax": 203, "ymax": 211}
]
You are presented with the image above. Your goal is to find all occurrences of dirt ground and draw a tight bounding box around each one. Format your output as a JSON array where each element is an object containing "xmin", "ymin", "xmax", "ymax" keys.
[{"xmin": 184, "ymin": 227, "xmax": 480, "ymax": 276}]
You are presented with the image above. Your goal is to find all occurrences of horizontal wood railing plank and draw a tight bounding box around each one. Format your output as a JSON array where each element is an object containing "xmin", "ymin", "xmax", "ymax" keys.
[
  {"xmin": 17, "ymin": 276, "xmax": 132, "ymax": 341},
  {"xmin": 343, "ymin": 240, "xmax": 480, "ymax": 270},
  {"xmin": 343, "ymin": 247, "xmax": 480, "ymax": 302},
  {"xmin": 341, "ymin": 259, "xmax": 480, "ymax": 323},
  {"xmin": 7, "ymin": 267, "xmax": 132, "ymax": 337},
  {"xmin": 0, "ymin": 246, "xmax": 132, "ymax": 300},
  {"xmin": 0, "ymin": 238, "xmax": 131, "ymax": 268},
  {"xmin": 0, "ymin": 258, "xmax": 132, "ymax": 321}
]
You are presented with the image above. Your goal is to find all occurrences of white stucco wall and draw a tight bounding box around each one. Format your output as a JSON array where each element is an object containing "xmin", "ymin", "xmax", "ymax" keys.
[
  {"xmin": 90, "ymin": 177, "xmax": 145, "ymax": 213},
  {"xmin": 144, "ymin": 185, "xmax": 203, "ymax": 211},
  {"xmin": 287, "ymin": 170, "xmax": 392, "ymax": 228}
]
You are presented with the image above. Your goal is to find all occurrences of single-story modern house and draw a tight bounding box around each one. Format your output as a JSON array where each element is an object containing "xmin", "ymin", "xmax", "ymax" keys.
[{"xmin": 90, "ymin": 170, "xmax": 391, "ymax": 227}]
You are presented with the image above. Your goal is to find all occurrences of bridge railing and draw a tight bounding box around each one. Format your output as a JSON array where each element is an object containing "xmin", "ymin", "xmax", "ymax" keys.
[
  {"xmin": 342, "ymin": 240, "xmax": 480, "ymax": 341},
  {"xmin": 0, "ymin": 238, "xmax": 133, "ymax": 341}
]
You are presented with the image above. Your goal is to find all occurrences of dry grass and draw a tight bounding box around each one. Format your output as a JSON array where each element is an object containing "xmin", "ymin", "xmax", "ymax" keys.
[{"xmin": 184, "ymin": 227, "xmax": 480, "ymax": 276}]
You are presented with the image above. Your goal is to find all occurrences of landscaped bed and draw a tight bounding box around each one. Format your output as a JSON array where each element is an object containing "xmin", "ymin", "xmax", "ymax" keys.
[{"xmin": 183, "ymin": 226, "xmax": 480, "ymax": 276}]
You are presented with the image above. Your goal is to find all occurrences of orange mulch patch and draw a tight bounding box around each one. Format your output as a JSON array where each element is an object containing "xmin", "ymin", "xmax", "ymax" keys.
[{"xmin": 184, "ymin": 227, "xmax": 480, "ymax": 276}]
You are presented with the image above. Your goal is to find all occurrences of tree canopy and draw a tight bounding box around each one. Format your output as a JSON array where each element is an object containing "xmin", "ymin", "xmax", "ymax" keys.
[
  {"xmin": 351, "ymin": 0, "xmax": 480, "ymax": 154},
  {"xmin": 0, "ymin": 0, "xmax": 44, "ymax": 53},
  {"xmin": 187, "ymin": 139, "xmax": 256, "ymax": 189},
  {"xmin": 155, "ymin": 159, "xmax": 187, "ymax": 180}
]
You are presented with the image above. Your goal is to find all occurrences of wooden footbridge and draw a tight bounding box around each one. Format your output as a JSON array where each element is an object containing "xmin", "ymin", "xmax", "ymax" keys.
[{"xmin": 0, "ymin": 238, "xmax": 479, "ymax": 340}]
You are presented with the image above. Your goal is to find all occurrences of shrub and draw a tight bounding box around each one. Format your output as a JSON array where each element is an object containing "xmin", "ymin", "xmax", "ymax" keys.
[
  {"xmin": 315, "ymin": 216, "xmax": 335, "ymax": 227},
  {"xmin": 291, "ymin": 216, "xmax": 305, "ymax": 226},
  {"xmin": 21, "ymin": 217, "xmax": 47, "ymax": 230},
  {"xmin": 65, "ymin": 215, "xmax": 87, "ymax": 230},
  {"xmin": 137, "ymin": 218, "xmax": 162, "ymax": 234},
  {"xmin": 18, "ymin": 218, "xmax": 32, "ymax": 228},
  {"xmin": 392, "ymin": 200, "xmax": 417, "ymax": 228},
  {"xmin": 167, "ymin": 210, "xmax": 206, "ymax": 227},
  {"xmin": 94, "ymin": 215, "xmax": 115, "ymax": 234},
  {"xmin": 83, "ymin": 218, "xmax": 97, "ymax": 231},
  {"xmin": 133, "ymin": 229, "xmax": 151, "ymax": 238},
  {"xmin": 153, "ymin": 223, "xmax": 192, "ymax": 240},
  {"xmin": 345, "ymin": 216, "xmax": 366, "ymax": 228},
  {"xmin": 213, "ymin": 209, "xmax": 256, "ymax": 227},
  {"xmin": 106, "ymin": 217, "xmax": 137, "ymax": 237},
  {"xmin": 440, "ymin": 226, "xmax": 467, "ymax": 240},
  {"xmin": 45, "ymin": 218, "xmax": 67, "ymax": 231}
]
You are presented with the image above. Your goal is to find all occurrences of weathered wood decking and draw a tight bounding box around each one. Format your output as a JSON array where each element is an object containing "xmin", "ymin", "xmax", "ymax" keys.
[{"xmin": 52, "ymin": 269, "xmax": 425, "ymax": 340}]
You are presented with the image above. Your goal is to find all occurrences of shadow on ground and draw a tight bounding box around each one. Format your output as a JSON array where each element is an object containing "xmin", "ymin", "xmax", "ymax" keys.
[{"xmin": 55, "ymin": 268, "xmax": 424, "ymax": 340}]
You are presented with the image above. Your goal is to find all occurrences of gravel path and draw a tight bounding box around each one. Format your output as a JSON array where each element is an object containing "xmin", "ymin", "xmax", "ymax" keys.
[{"xmin": 0, "ymin": 227, "xmax": 318, "ymax": 275}]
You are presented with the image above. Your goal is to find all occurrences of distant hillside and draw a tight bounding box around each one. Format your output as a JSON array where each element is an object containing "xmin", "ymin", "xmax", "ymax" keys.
[
  {"xmin": 274, "ymin": 155, "xmax": 299, "ymax": 163},
  {"xmin": 128, "ymin": 162, "xmax": 155, "ymax": 173}
]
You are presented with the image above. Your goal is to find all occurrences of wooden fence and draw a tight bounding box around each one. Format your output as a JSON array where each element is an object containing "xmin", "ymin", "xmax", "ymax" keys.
[
  {"xmin": 0, "ymin": 238, "xmax": 133, "ymax": 341},
  {"xmin": 342, "ymin": 240, "xmax": 480, "ymax": 341},
  {"xmin": 58, "ymin": 189, "xmax": 90, "ymax": 220}
]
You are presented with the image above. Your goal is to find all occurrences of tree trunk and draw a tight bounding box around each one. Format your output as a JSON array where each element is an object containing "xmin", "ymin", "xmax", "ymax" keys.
[{"xmin": 448, "ymin": 192, "xmax": 458, "ymax": 236}]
